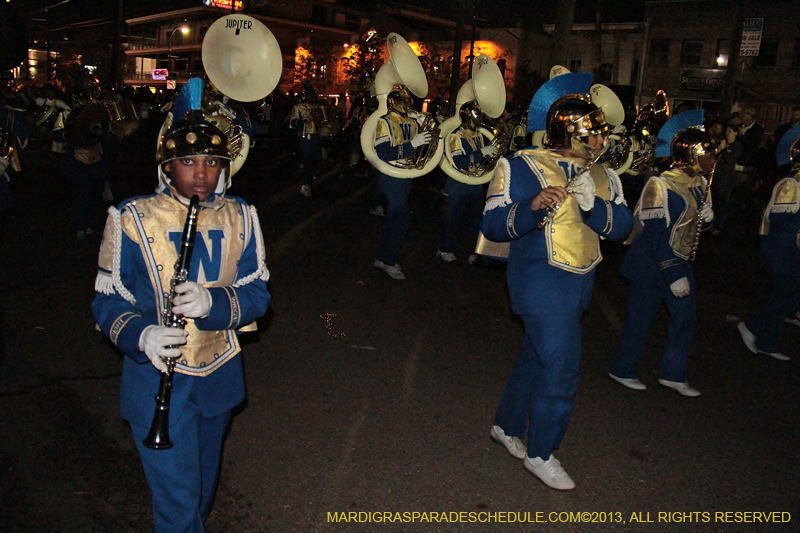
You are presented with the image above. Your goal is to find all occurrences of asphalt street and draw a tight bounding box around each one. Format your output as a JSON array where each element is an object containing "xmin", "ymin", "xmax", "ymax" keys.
[{"xmin": 0, "ymin": 132, "xmax": 798, "ymax": 533}]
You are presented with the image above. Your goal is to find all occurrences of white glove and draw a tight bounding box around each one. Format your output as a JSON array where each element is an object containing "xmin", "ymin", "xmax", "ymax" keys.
[
  {"xmin": 410, "ymin": 131, "xmax": 432, "ymax": 148},
  {"xmin": 138, "ymin": 325, "xmax": 187, "ymax": 373},
  {"xmin": 571, "ymin": 171, "xmax": 596, "ymax": 211},
  {"xmin": 670, "ymin": 277, "xmax": 691, "ymax": 298},
  {"xmin": 699, "ymin": 203, "xmax": 714, "ymax": 223},
  {"xmin": 171, "ymin": 281, "xmax": 212, "ymax": 319},
  {"xmin": 481, "ymin": 145, "xmax": 498, "ymax": 157}
]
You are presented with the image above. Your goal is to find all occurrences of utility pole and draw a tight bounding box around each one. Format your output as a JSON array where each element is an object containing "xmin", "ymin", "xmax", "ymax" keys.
[
  {"xmin": 549, "ymin": 0, "xmax": 575, "ymax": 69},
  {"xmin": 45, "ymin": 0, "xmax": 51, "ymax": 83},
  {"xmin": 110, "ymin": 0, "xmax": 123, "ymax": 88},
  {"xmin": 721, "ymin": 2, "xmax": 745, "ymax": 115},
  {"xmin": 449, "ymin": 0, "xmax": 467, "ymax": 116}
]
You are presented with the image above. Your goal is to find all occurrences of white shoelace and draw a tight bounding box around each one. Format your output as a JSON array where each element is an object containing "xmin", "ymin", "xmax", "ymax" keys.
[{"xmin": 545, "ymin": 457, "xmax": 566, "ymax": 479}]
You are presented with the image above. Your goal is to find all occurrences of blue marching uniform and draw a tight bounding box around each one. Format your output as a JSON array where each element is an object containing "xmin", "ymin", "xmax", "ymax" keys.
[
  {"xmin": 742, "ymin": 173, "xmax": 800, "ymax": 354},
  {"xmin": 610, "ymin": 169, "xmax": 708, "ymax": 383},
  {"xmin": 439, "ymin": 125, "xmax": 487, "ymax": 256},
  {"xmin": 482, "ymin": 149, "xmax": 632, "ymax": 460},
  {"xmin": 290, "ymin": 102, "xmax": 320, "ymax": 188},
  {"xmin": 92, "ymin": 190, "xmax": 270, "ymax": 533},
  {"xmin": 373, "ymin": 110, "xmax": 419, "ymax": 267}
]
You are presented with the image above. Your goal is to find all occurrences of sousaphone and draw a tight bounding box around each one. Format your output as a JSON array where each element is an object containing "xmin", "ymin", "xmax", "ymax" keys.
[
  {"xmin": 158, "ymin": 14, "xmax": 283, "ymax": 177},
  {"xmin": 439, "ymin": 54, "xmax": 507, "ymax": 185},
  {"xmin": 359, "ymin": 33, "xmax": 444, "ymax": 179},
  {"xmin": 589, "ymin": 83, "xmax": 633, "ymax": 174}
]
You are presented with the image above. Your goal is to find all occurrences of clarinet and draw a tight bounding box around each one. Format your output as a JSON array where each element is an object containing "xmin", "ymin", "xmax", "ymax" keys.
[
  {"xmin": 143, "ymin": 195, "xmax": 201, "ymax": 450},
  {"xmin": 537, "ymin": 149, "xmax": 606, "ymax": 229},
  {"xmin": 689, "ymin": 162, "xmax": 716, "ymax": 262}
]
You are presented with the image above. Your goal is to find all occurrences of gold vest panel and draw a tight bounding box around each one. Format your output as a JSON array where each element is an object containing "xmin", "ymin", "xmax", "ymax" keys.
[
  {"xmin": 523, "ymin": 151, "xmax": 611, "ymax": 273},
  {"xmin": 661, "ymin": 169, "xmax": 704, "ymax": 260},
  {"xmin": 122, "ymin": 194, "xmax": 251, "ymax": 376}
]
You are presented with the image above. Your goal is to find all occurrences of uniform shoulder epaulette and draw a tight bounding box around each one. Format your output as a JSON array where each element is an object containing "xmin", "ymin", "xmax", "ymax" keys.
[
  {"xmin": 484, "ymin": 156, "xmax": 512, "ymax": 212},
  {"xmin": 768, "ymin": 177, "xmax": 800, "ymax": 214},
  {"xmin": 638, "ymin": 176, "xmax": 669, "ymax": 224}
]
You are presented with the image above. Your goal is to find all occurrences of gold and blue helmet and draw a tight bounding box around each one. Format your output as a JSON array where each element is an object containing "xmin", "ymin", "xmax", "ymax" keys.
[
  {"xmin": 527, "ymin": 72, "xmax": 608, "ymax": 150},
  {"xmin": 387, "ymin": 85, "xmax": 413, "ymax": 115},
  {"xmin": 156, "ymin": 78, "xmax": 232, "ymax": 204},
  {"xmin": 458, "ymin": 100, "xmax": 485, "ymax": 131},
  {"xmin": 655, "ymin": 109, "xmax": 710, "ymax": 169},
  {"xmin": 157, "ymin": 78, "xmax": 230, "ymax": 165},
  {"xmin": 776, "ymin": 123, "xmax": 800, "ymax": 170}
]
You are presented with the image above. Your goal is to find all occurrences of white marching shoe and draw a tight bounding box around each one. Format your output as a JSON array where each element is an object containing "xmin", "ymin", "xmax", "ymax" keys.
[
  {"xmin": 490, "ymin": 426, "xmax": 526, "ymax": 459},
  {"xmin": 523, "ymin": 454, "xmax": 575, "ymax": 490},
  {"xmin": 658, "ymin": 379, "xmax": 701, "ymax": 397},
  {"xmin": 609, "ymin": 372, "xmax": 646, "ymax": 390}
]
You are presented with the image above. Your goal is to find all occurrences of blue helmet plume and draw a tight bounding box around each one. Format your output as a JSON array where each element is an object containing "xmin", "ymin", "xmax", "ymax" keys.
[
  {"xmin": 527, "ymin": 72, "xmax": 594, "ymax": 133},
  {"xmin": 655, "ymin": 109, "xmax": 704, "ymax": 159},
  {"xmin": 172, "ymin": 77, "xmax": 205, "ymax": 122}
]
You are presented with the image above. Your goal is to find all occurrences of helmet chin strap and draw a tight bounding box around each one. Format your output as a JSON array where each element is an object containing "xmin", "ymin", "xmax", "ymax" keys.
[
  {"xmin": 156, "ymin": 163, "xmax": 230, "ymax": 210},
  {"xmin": 569, "ymin": 135, "xmax": 607, "ymax": 161}
]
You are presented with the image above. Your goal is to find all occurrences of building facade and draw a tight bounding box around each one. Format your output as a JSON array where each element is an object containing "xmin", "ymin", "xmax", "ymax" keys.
[{"xmin": 641, "ymin": 0, "xmax": 800, "ymax": 135}]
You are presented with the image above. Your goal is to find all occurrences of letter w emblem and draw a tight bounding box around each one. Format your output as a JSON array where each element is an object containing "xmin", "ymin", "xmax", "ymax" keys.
[{"xmin": 169, "ymin": 229, "xmax": 226, "ymax": 283}]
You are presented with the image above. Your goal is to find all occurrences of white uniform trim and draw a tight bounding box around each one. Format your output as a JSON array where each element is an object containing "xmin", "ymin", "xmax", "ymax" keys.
[
  {"xmin": 93, "ymin": 206, "xmax": 137, "ymax": 305},
  {"xmin": 233, "ymin": 205, "xmax": 270, "ymax": 287},
  {"xmin": 605, "ymin": 166, "xmax": 627, "ymax": 206},
  {"xmin": 484, "ymin": 157, "xmax": 513, "ymax": 213}
]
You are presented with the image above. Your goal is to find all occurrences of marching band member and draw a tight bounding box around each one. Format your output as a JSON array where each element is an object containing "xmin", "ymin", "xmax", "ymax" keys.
[
  {"xmin": 509, "ymin": 110, "xmax": 528, "ymax": 152},
  {"xmin": 34, "ymin": 85, "xmax": 71, "ymax": 152},
  {"xmin": 0, "ymin": 94, "xmax": 31, "ymax": 232},
  {"xmin": 289, "ymin": 82, "xmax": 320, "ymax": 197},
  {"xmin": 436, "ymin": 101, "xmax": 496, "ymax": 263},
  {"xmin": 91, "ymin": 79, "xmax": 270, "ymax": 533},
  {"xmin": 53, "ymin": 102, "xmax": 114, "ymax": 240},
  {"xmin": 736, "ymin": 124, "xmax": 800, "ymax": 361},
  {"xmin": 609, "ymin": 110, "xmax": 715, "ymax": 397},
  {"xmin": 483, "ymin": 73, "xmax": 633, "ymax": 490},
  {"xmin": 371, "ymin": 85, "xmax": 433, "ymax": 280}
]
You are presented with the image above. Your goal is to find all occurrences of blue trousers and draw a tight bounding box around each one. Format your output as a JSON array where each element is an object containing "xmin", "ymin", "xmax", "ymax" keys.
[
  {"xmin": 438, "ymin": 178, "xmax": 484, "ymax": 254},
  {"xmin": 744, "ymin": 267, "xmax": 800, "ymax": 353},
  {"xmin": 375, "ymin": 173, "xmax": 412, "ymax": 266},
  {"xmin": 298, "ymin": 135, "xmax": 319, "ymax": 186},
  {"xmin": 494, "ymin": 311, "xmax": 582, "ymax": 460},
  {"xmin": 68, "ymin": 160, "xmax": 104, "ymax": 232},
  {"xmin": 610, "ymin": 273, "xmax": 697, "ymax": 383},
  {"xmin": 132, "ymin": 394, "xmax": 232, "ymax": 533}
]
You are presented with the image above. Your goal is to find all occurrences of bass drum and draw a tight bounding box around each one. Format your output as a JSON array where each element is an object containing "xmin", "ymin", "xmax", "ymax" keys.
[{"xmin": 107, "ymin": 100, "xmax": 140, "ymax": 137}]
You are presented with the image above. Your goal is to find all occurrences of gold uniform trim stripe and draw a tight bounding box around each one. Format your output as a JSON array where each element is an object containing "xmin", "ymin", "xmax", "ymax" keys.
[
  {"xmin": 506, "ymin": 203, "xmax": 520, "ymax": 238},
  {"xmin": 110, "ymin": 312, "xmax": 138, "ymax": 345},
  {"xmin": 224, "ymin": 286, "xmax": 241, "ymax": 329},
  {"xmin": 602, "ymin": 199, "xmax": 613, "ymax": 234},
  {"xmin": 659, "ymin": 258, "xmax": 682, "ymax": 270}
]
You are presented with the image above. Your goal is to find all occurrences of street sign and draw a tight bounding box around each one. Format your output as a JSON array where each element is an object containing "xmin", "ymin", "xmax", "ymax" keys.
[
  {"xmin": 740, "ymin": 18, "xmax": 763, "ymax": 57},
  {"xmin": 203, "ymin": 0, "xmax": 244, "ymax": 10},
  {"xmin": 166, "ymin": 80, "xmax": 176, "ymax": 90},
  {"xmin": 152, "ymin": 68, "xmax": 169, "ymax": 80},
  {"xmin": 680, "ymin": 69, "xmax": 726, "ymax": 92}
]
